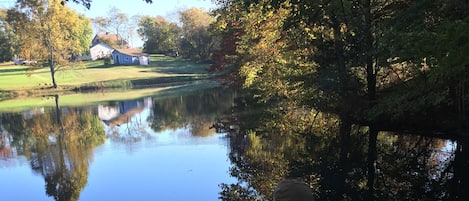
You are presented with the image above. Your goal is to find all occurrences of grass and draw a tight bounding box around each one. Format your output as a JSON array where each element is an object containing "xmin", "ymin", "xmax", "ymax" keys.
[
  {"xmin": 0, "ymin": 54, "xmax": 211, "ymax": 91},
  {"xmin": 0, "ymin": 80, "xmax": 220, "ymax": 112},
  {"xmin": 0, "ymin": 54, "xmax": 220, "ymax": 111}
]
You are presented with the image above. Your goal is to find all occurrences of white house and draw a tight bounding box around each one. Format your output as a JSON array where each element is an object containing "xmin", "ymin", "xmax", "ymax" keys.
[
  {"xmin": 89, "ymin": 43, "xmax": 114, "ymax": 60},
  {"xmin": 89, "ymin": 33, "xmax": 129, "ymax": 61}
]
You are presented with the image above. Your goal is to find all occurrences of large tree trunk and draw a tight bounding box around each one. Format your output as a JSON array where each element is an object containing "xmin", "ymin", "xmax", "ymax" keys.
[
  {"xmin": 450, "ymin": 138, "xmax": 469, "ymax": 200},
  {"xmin": 48, "ymin": 51, "xmax": 57, "ymax": 88},
  {"xmin": 367, "ymin": 126, "xmax": 378, "ymax": 200},
  {"xmin": 363, "ymin": 0, "xmax": 376, "ymax": 102}
]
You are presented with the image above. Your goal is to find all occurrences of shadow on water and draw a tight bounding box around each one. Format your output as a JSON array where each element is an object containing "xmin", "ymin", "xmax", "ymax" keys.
[{"xmin": 217, "ymin": 96, "xmax": 469, "ymax": 201}]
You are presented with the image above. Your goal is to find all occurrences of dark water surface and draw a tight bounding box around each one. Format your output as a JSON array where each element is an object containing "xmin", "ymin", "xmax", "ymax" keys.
[{"xmin": 0, "ymin": 87, "xmax": 236, "ymax": 201}]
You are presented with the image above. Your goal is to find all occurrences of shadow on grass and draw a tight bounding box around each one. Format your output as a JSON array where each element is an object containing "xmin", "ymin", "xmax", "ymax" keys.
[
  {"xmin": 0, "ymin": 66, "xmax": 51, "ymax": 77},
  {"xmin": 150, "ymin": 57, "xmax": 212, "ymax": 75},
  {"xmin": 0, "ymin": 67, "xmax": 28, "ymax": 74},
  {"xmin": 130, "ymin": 75, "xmax": 210, "ymax": 86},
  {"xmin": 80, "ymin": 55, "xmax": 212, "ymax": 75},
  {"xmin": 85, "ymin": 63, "xmax": 116, "ymax": 69}
]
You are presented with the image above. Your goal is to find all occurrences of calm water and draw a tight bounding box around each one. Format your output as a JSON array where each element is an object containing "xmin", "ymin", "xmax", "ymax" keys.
[
  {"xmin": 1, "ymin": 87, "xmax": 468, "ymax": 201},
  {"xmin": 0, "ymin": 87, "xmax": 236, "ymax": 201}
]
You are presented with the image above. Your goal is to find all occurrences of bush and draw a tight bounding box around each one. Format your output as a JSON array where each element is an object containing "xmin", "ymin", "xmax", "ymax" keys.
[{"xmin": 103, "ymin": 57, "xmax": 111, "ymax": 65}]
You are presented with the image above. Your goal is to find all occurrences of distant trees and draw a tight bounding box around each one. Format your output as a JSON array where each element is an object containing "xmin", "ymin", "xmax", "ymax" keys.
[
  {"xmin": 7, "ymin": 0, "xmax": 92, "ymax": 88},
  {"xmin": 137, "ymin": 7, "xmax": 215, "ymax": 60},
  {"xmin": 92, "ymin": 7, "xmax": 134, "ymax": 48},
  {"xmin": 0, "ymin": 8, "xmax": 18, "ymax": 62},
  {"xmin": 178, "ymin": 7, "xmax": 216, "ymax": 60},
  {"xmin": 137, "ymin": 16, "xmax": 181, "ymax": 53}
]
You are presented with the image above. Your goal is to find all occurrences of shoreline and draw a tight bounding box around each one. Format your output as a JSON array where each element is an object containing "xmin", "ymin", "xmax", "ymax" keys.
[{"xmin": 0, "ymin": 75, "xmax": 217, "ymax": 101}]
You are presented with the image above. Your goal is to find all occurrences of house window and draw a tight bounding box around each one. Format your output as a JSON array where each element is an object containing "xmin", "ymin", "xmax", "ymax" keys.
[{"xmin": 125, "ymin": 57, "xmax": 129, "ymax": 61}]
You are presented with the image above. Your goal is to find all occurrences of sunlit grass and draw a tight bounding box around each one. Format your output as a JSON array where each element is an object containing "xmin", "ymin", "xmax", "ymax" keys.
[
  {"xmin": 0, "ymin": 80, "xmax": 220, "ymax": 112},
  {"xmin": 0, "ymin": 55, "xmax": 211, "ymax": 91}
]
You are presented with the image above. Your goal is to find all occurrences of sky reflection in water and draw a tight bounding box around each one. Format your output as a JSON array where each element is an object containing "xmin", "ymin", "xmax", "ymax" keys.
[{"xmin": 0, "ymin": 89, "xmax": 236, "ymax": 201}]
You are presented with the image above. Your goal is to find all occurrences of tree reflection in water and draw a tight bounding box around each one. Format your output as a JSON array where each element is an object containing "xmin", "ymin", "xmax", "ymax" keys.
[
  {"xmin": 1, "ymin": 102, "xmax": 105, "ymax": 201},
  {"xmin": 219, "ymin": 103, "xmax": 468, "ymax": 200},
  {"xmin": 150, "ymin": 88, "xmax": 237, "ymax": 137},
  {"xmin": 0, "ymin": 88, "xmax": 238, "ymax": 200}
]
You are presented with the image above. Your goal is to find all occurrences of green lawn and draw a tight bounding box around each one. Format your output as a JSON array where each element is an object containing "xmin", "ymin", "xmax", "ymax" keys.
[
  {"xmin": 0, "ymin": 55, "xmax": 211, "ymax": 91},
  {"xmin": 0, "ymin": 80, "xmax": 220, "ymax": 112}
]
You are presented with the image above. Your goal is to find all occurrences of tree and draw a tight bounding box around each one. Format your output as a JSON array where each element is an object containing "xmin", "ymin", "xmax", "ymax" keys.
[
  {"xmin": 107, "ymin": 7, "xmax": 128, "ymax": 47},
  {"xmin": 8, "ymin": 0, "xmax": 92, "ymax": 88},
  {"xmin": 374, "ymin": 0, "xmax": 469, "ymax": 125},
  {"xmin": 0, "ymin": 8, "xmax": 18, "ymax": 62},
  {"xmin": 137, "ymin": 16, "xmax": 181, "ymax": 53},
  {"xmin": 75, "ymin": 14, "xmax": 92, "ymax": 56},
  {"xmin": 91, "ymin": 7, "xmax": 140, "ymax": 48},
  {"xmin": 91, "ymin": 16, "xmax": 108, "ymax": 34},
  {"xmin": 178, "ymin": 7, "xmax": 216, "ymax": 60}
]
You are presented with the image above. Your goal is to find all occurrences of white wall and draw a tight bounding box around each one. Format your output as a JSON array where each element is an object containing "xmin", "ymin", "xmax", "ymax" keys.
[{"xmin": 90, "ymin": 44, "xmax": 113, "ymax": 60}]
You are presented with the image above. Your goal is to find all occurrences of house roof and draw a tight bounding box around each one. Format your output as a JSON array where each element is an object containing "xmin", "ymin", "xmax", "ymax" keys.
[
  {"xmin": 93, "ymin": 33, "xmax": 129, "ymax": 48},
  {"xmin": 113, "ymin": 48, "xmax": 148, "ymax": 57},
  {"xmin": 95, "ymin": 33, "xmax": 122, "ymax": 42},
  {"xmin": 90, "ymin": 42, "xmax": 113, "ymax": 49}
]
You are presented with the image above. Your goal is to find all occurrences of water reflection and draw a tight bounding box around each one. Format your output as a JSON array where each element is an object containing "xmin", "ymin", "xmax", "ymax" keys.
[
  {"xmin": 220, "ymin": 105, "xmax": 469, "ymax": 200},
  {"xmin": 1, "ymin": 108, "xmax": 104, "ymax": 201},
  {"xmin": 3, "ymin": 87, "xmax": 466, "ymax": 200},
  {"xmin": 0, "ymin": 87, "xmax": 237, "ymax": 201}
]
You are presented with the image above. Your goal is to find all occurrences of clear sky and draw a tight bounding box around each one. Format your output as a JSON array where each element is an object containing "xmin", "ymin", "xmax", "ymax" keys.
[
  {"xmin": 70, "ymin": 0, "xmax": 218, "ymax": 48},
  {"xmin": 69, "ymin": 0, "xmax": 218, "ymax": 21}
]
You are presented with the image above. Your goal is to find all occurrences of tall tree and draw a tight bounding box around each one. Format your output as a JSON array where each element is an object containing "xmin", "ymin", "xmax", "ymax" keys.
[
  {"xmin": 107, "ymin": 6, "xmax": 128, "ymax": 47},
  {"xmin": 0, "ymin": 8, "xmax": 18, "ymax": 62},
  {"xmin": 179, "ymin": 7, "xmax": 216, "ymax": 60},
  {"xmin": 8, "ymin": 0, "xmax": 92, "ymax": 88},
  {"xmin": 137, "ymin": 16, "xmax": 181, "ymax": 53}
]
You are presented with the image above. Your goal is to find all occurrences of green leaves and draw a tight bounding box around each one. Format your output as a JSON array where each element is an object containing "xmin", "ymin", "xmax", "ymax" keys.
[
  {"xmin": 137, "ymin": 16, "xmax": 181, "ymax": 53},
  {"xmin": 178, "ymin": 8, "xmax": 216, "ymax": 60}
]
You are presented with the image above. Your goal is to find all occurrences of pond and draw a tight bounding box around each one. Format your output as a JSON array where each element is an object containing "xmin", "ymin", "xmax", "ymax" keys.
[
  {"xmin": 0, "ymin": 86, "xmax": 468, "ymax": 201},
  {"xmin": 0, "ymin": 86, "xmax": 237, "ymax": 201}
]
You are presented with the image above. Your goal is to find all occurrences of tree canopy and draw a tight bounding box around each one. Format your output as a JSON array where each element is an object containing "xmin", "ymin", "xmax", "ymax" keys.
[
  {"xmin": 137, "ymin": 16, "xmax": 181, "ymax": 53},
  {"xmin": 0, "ymin": 8, "xmax": 18, "ymax": 62},
  {"xmin": 178, "ymin": 7, "xmax": 216, "ymax": 60},
  {"xmin": 211, "ymin": 0, "xmax": 469, "ymax": 130},
  {"xmin": 136, "ymin": 7, "xmax": 215, "ymax": 60},
  {"xmin": 7, "ymin": 0, "xmax": 92, "ymax": 88}
]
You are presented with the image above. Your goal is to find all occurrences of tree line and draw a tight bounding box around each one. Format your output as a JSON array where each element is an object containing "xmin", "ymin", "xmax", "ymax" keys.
[
  {"xmin": 1, "ymin": 0, "xmax": 468, "ymax": 130},
  {"xmin": 209, "ymin": 0, "xmax": 469, "ymax": 132},
  {"xmin": 0, "ymin": 0, "xmax": 216, "ymax": 88}
]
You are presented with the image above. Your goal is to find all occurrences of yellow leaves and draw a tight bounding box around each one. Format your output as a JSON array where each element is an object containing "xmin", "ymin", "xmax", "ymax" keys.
[
  {"xmin": 304, "ymin": 27, "xmax": 317, "ymax": 40},
  {"xmin": 240, "ymin": 61, "xmax": 261, "ymax": 88},
  {"xmin": 179, "ymin": 7, "xmax": 214, "ymax": 29},
  {"xmin": 14, "ymin": 0, "xmax": 90, "ymax": 66}
]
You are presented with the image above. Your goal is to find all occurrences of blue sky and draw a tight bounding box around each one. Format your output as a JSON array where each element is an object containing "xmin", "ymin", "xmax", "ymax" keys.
[
  {"xmin": 70, "ymin": 0, "xmax": 218, "ymax": 22},
  {"xmin": 1, "ymin": 0, "xmax": 218, "ymax": 48},
  {"xmin": 70, "ymin": 0, "xmax": 218, "ymax": 48}
]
